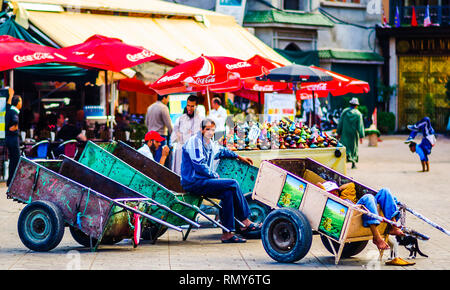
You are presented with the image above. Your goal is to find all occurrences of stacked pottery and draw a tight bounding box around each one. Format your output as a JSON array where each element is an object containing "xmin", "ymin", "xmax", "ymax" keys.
[{"xmin": 225, "ymin": 119, "xmax": 342, "ymax": 151}]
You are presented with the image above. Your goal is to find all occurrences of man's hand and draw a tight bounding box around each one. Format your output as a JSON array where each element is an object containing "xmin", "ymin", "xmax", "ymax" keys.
[
  {"xmin": 7, "ymin": 87, "xmax": 14, "ymax": 104},
  {"xmin": 238, "ymin": 156, "xmax": 253, "ymax": 166},
  {"xmin": 161, "ymin": 145, "xmax": 170, "ymax": 157},
  {"xmin": 9, "ymin": 124, "xmax": 18, "ymax": 132}
]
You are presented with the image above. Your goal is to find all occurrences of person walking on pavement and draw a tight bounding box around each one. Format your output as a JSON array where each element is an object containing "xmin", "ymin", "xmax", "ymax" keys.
[
  {"xmin": 337, "ymin": 97, "xmax": 365, "ymax": 169},
  {"xmin": 208, "ymin": 97, "xmax": 227, "ymax": 141},
  {"xmin": 5, "ymin": 88, "xmax": 22, "ymax": 186},
  {"xmin": 180, "ymin": 118, "xmax": 261, "ymax": 243},
  {"xmin": 171, "ymin": 95, "xmax": 203, "ymax": 175},
  {"xmin": 137, "ymin": 131, "xmax": 170, "ymax": 165},
  {"xmin": 145, "ymin": 94, "xmax": 173, "ymax": 166}
]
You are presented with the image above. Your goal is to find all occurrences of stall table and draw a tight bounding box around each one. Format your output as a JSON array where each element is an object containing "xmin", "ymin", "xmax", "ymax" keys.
[{"xmin": 236, "ymin": 146, "xmax": 347, "ymax": 174}]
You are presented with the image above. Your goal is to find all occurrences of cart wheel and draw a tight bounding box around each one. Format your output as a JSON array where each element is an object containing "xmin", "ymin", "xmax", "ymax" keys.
[
  {"xmin": 17, "ymin": 201, "xmax": 65, "ymax": 252},
  {"xmin": 261, "ymin": 208, "xmax": 312, "ymax": 263},
  {"xmin": 141, "ymin": 225, "xmax": 168, "ymax": 243},
  {"xmin": 320, "ymin": 235, "xmax": 368, "ymax": 258},
  {"xmin": 69, "ymin": 226, "xmax": 123, "ymax": 248},
  {"xmin": 245, "ymin": 192, "xmax": 270, "ymax": 225},
  {"xmin": 236, "ymin": 197, "xmax": 270, "ymax": 239}
]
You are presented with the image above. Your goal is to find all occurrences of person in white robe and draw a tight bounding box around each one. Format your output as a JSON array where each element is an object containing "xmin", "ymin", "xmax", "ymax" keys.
[{"xmin": 171, "ymin": 95, "xmax": 203, "ymax": 174}]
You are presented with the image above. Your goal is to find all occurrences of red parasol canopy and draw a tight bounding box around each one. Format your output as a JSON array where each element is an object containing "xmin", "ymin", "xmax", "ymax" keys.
[
  {"xmin": 0, "ymin": 35, "xmax": 102, "ymax": 71},
  {"xmin": 150, "ymin": 55, "xmax": 269, "ymax": 96},
  {"xmin": 58, "ymin": 34, "xmax": 178, "ymax": 72},
  {"xmin": 295, "ymin": 66, "xmax": 370, "ymax": 100}
]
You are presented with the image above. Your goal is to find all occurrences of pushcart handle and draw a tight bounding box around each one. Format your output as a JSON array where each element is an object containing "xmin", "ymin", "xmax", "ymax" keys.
[{"xmin": 112, "ymin": 199, "xmax": 183, "ymax": 232}]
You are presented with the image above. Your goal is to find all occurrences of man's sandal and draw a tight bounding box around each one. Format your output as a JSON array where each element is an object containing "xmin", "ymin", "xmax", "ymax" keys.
[
  {"xmin": 239, "ymin": 222, "xmax": 262, "ymax": 234},
  {"xmin": 221, "ymin": 235, "xmax": 247, "ymax": 243}
]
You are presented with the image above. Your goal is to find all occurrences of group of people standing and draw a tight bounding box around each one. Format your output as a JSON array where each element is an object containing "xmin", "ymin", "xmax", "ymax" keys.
[{"xmin": 143, "ymin": 94, "xmax": 228, "ymax": 175}]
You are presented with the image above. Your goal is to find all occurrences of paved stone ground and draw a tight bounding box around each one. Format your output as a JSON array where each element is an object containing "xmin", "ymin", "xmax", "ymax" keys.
[{"xmin": 0, "ymin": 135, "xmax": 449, "ymax": 270}]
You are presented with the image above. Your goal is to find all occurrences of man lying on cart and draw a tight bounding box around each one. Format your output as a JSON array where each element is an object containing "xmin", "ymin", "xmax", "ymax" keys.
[{"xmin": 318, "ymin": 181, "xmax": 405, "ymax": 250}]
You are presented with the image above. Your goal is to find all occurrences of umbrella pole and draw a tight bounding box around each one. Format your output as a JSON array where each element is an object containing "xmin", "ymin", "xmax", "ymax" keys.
[
  {"xmin": 207, "ymin": 86, "xmax": 211, "ymax": 113},
  {"xmin": 105, "ymin": 70, "xmax": 112, "ymax": 140},
  {"xmin": 9, "ymin": 70, "xmax": 14, "ymax": 89},
  {"xmin": 312, "ymin": 90, "xmax": 315, "ymax": 127},
  {"xmin": 258, "ymin": 91, "xmax": 262, "ymax": 114}
]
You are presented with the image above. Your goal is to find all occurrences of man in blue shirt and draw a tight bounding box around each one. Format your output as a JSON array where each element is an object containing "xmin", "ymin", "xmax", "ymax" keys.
[
  {"xmin": 406, "ymin": 117, "xmax": 435, "ymax": 172},
  {"xmin": 181, "ymin": 118, "xmax": 260, "ymax": 243}
]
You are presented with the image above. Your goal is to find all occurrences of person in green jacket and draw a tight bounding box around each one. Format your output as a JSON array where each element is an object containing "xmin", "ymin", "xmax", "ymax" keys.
[{"xmin": 337, "ymin": 98, "xmax": 365, "ymax": 169}]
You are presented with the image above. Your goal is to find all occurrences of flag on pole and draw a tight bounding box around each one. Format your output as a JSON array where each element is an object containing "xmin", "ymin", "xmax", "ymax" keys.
[
  {"xmin": 411, "ymin": 6, "xmax": 418, "ymax": 26},
  {"xmin": 394, "ymin": 6, "xmax": 401, "ymax": 27},
  {"xmin": 382, "ymin": 11, "xmax": 390, "ymax": 27},
  {"xmin": 424, "ymin": 5, "xmax": 431, "ymax": 27}
]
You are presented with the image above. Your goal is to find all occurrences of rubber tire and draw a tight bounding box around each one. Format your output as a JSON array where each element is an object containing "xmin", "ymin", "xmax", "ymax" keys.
[
  {"xmin": 235, "ymin": 199, "xmax": 270, "ymax": 239},
  {"xmin": 261, "ymin": 208, "xmax": 312, "ymax": 263},
  {"xmin": 17, "ymin": 201, "xmax": 65, "ymax": 252},
  {"xmin": 141, "ymin": 225, "xmax": 168, "ymax": 243},
  {"xmin": 69, "ymin": 226, "xmax": 123, "ymax": 248},
  {"xmin": 245, "ymin": 193, "xmax": 270, "ymax": 225},
  {"xmin": 320, "ymin": 235, "xmax": 368, "ymax": 258}
]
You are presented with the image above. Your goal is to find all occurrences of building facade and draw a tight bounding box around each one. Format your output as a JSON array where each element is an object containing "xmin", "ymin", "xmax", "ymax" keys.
[
  {"xmin": 169, "ymin": 0, "xmax": 385, "ymax": 120},
  {"xmin": 377, "ymin": 0, "xmax": 450, "ymax": 131}
]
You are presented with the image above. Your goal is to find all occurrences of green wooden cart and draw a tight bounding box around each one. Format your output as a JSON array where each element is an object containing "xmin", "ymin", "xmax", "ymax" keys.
[{"xmin": 77, "ymin": 141, "xmax": 231, "ymax": 241}]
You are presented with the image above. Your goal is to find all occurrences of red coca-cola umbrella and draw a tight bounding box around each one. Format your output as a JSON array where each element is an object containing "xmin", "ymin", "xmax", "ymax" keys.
[
  {"xmin": 295, "ymin": 66, "xmax": 370, "ymax": 100},
  {"xmin": 0, "ymin": 35, "xmax": 101, "ymax": 71},
  {"xmin": 206, "ymin": 55, "xmax": 287, "ymax": 93},
  {"xmin": 58, "ymin": 34, "xmax": 178, "ymax": 72},
  {"xmin": 151, "ymin": 55, "xmax": 269, "ymax": 110}
]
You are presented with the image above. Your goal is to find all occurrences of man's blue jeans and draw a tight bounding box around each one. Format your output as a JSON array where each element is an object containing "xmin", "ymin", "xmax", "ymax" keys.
[
  {"xmin": 409, "ymin": 117, "xmax": 434, "ymax": 139},
  {"xmin": 183, "ymin": 178, "xmax": 250, "ymax": 232},
  {"xmin": 356, "ymin": 188, "xmax": 400, "ymax": 227}
]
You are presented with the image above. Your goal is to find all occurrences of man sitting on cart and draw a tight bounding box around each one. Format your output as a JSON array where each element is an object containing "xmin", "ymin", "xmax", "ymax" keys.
[
  {"xmin": 180, "ymin": 118, "xmax": 261, "ymax": 243},
  {"xmin": 319, "ymin": 181, "xmax": 405, "ymax": 250}
]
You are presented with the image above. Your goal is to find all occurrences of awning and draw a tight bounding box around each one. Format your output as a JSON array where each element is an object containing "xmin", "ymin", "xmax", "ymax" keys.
[
  {"xmin": 318, "ymin": 49, "xmax": 385, "ymax": 64},
  {"xmin": 0, "ymin": 17, "xmax": 97, "ymax": 82},
  {"xmin": 21, "ymin": 9, "xmax": 291, "ymax": 67}
]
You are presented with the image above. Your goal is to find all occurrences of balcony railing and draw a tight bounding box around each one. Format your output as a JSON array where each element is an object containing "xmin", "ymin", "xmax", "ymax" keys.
[{"xmin": 391, "ymin": 5, "xmax": 450, "ymax": 26}]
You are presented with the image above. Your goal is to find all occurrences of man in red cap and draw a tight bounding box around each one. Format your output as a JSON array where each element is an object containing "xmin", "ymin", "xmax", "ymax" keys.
[{"xmin": 137, "ymin": 130, "xmax": 170, "ymax": 165}]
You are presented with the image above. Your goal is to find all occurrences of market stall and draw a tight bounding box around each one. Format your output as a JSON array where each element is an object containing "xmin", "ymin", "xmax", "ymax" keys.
[
  {"xmin": 224, "ymin": 118, "xmax": 347, "ymax": 174},
  {"xmin": 236, "ymin": 147, "xmax": 346, "ymax": 174}
]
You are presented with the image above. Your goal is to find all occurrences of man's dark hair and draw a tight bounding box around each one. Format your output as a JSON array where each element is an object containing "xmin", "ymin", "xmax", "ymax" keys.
[
  {"xmin": 409, "ymin": 141, "xmax": 417, "ymax": 148},
  {"xmin": 187, "ymin": 95, "xmax": 198, "ymax": 104},
  {"xmin": 11, "ymin": 95, "xmax": 21, "ymax": 106},
  {"xmin": 212, "ymin": 97, "xmax": 222, "ymax": 106},
  {"xmin": 201, "ymin": 118, "xmax": 216, "ymax": 130},
  {"xmin": 157, "ymin": 94, "xmax": 169, "ymax": 101}
]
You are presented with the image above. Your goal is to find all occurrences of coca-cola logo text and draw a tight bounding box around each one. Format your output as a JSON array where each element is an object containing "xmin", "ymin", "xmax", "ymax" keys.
[
  {"xmin": 225, "ymin": 61, "xmax": 251, "ymax": 70},
  {"xmin": 126, "ymin": 50, "xmax": 156, "ymax": 62},
  {"xmin": 13, "ymin": 53, "xmax": 55, "ymax": 63},
  {"xmin": 194, "ymin": 75, "xmax": 216, "ymax": 85},
  {"xmin": 304, "ymin": 83, "xmax": 327, "ymax": 91},
  {"xmin": 156, "ymin": 72, "xmax": 184, "ymax": 84},
  {"xmin": 252, "ymin": 84, "xmax": 274, "ymax": 91}
]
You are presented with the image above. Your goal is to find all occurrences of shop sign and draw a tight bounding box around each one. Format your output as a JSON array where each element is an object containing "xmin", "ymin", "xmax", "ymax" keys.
[{"xmin": 397, "ymin": 38, "xmax": 450, "ymax": 54}]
